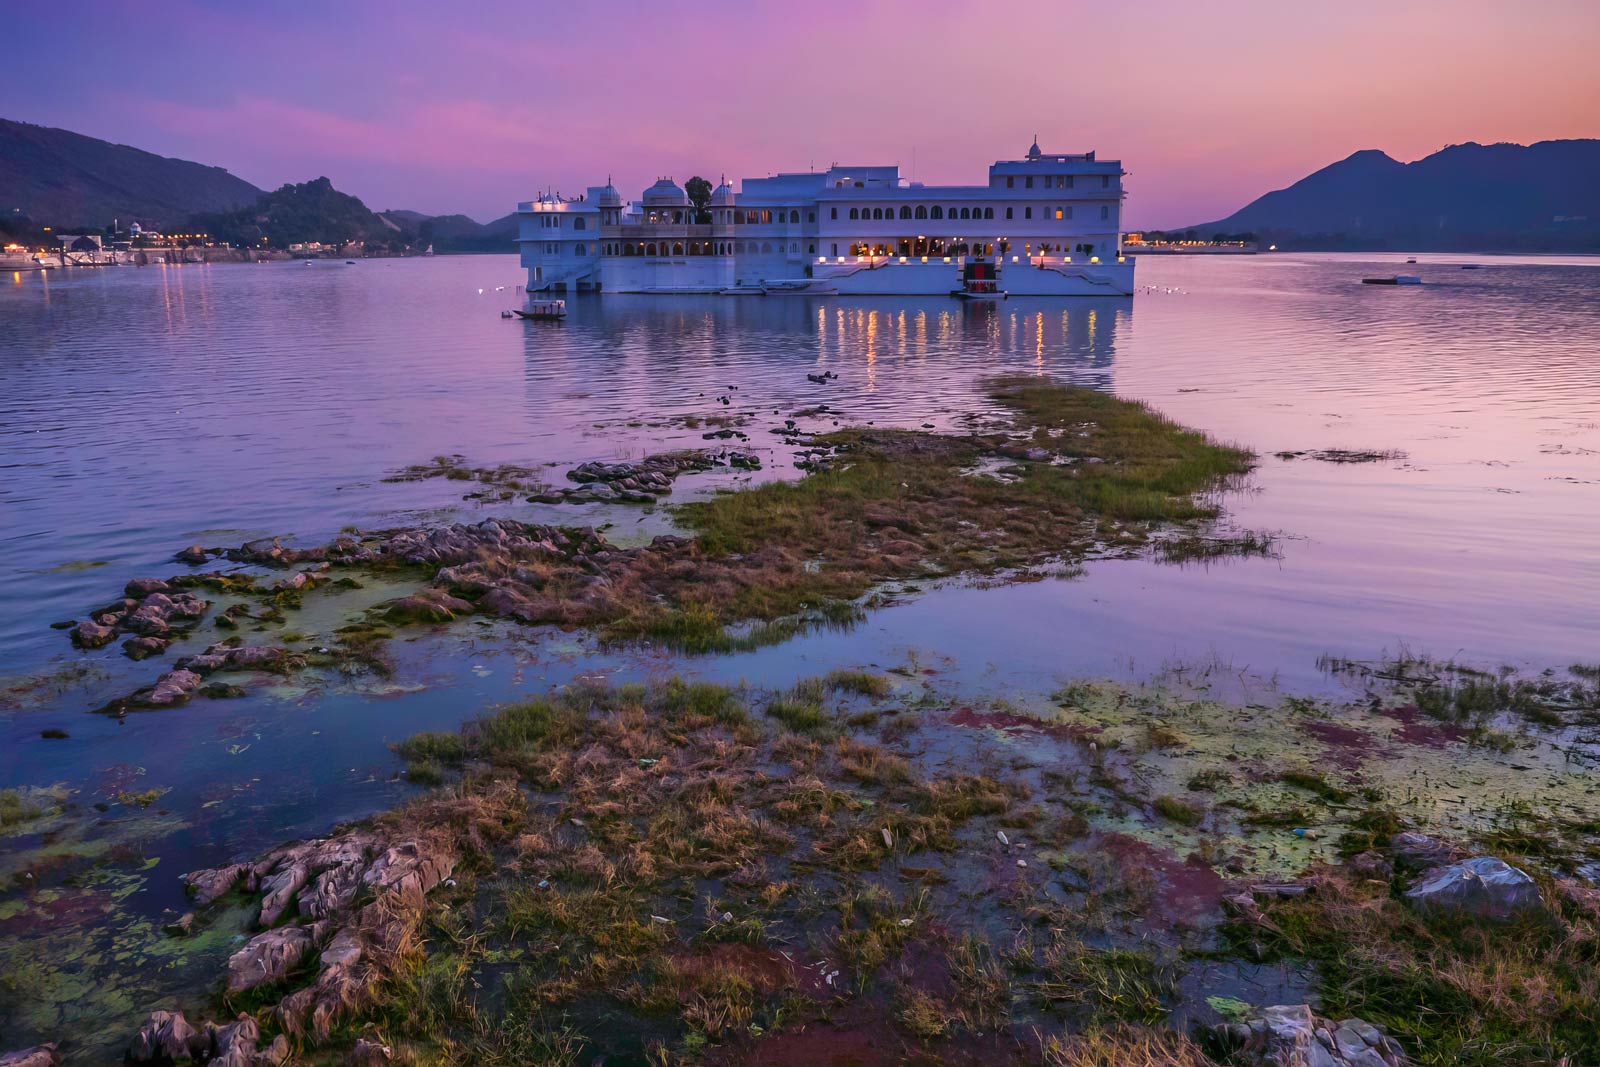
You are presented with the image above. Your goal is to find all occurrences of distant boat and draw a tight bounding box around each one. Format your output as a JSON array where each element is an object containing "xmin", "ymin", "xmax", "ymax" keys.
[
  {"xmin": 422, "ymin": 245, "xmax": 435, "ymax": 257},
  {"xmin": 1405, "ymin": 258, "xmax": 1417, "ymax": 264},
  {"xmin": 1362, "ymin": 275, "xmax": 1422, "ymax": 285},
  {"xmin": 514, "ymin": 299, "xmax": 567, "ymax": 321},
  {"xmin": 953, "ymin": 259, "xmax": 1006, "ymax": 300},
  {"xmin": 1460, "ymin": 264, "xmax": 1481, "ymax": 270}
]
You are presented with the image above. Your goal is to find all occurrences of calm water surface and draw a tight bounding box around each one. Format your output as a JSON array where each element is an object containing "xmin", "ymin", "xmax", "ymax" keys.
[{"xmin": 1, "ymin": 252, "xmax": 1598, "ymax": 1052}]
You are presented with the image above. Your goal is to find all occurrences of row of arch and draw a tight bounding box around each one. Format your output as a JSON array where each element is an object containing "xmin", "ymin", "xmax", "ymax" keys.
[
  {"xmin": 847, "ymin": 205, "xmax": 995, "ymax": 221},
  {"xmin": 614, "ymin": 240, "xmax": 820, "ymax": 257}
]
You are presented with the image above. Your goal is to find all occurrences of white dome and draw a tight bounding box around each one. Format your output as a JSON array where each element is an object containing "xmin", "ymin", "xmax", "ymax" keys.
[
  {"xmin": 709, "ymin": 181, "xmax": 736, "ymax": 205},
  {"xmin": 642, "ymin": 178, "xmax": 687, "ymax": 206}
]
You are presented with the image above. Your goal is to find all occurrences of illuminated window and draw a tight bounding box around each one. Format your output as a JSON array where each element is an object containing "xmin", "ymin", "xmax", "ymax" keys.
[{"xmin": 1054, "ymin": 209, "xmax": 1063, "ymax": 220}]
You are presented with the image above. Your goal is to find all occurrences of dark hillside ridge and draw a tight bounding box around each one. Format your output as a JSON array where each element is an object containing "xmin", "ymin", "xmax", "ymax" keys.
[
  {"xmin": 1187, "ymin": 140, "xmax": 1600, "ymax": 251},
  {"xmin": 0, "ymin": 117, "xmax": 263, "ymax": 228}
]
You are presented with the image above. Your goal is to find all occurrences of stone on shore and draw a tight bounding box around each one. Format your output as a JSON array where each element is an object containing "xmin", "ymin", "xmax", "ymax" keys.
[
  {"xmin": 129, "ymin": 1010, "xmax": 209, "ymax": 1062},
  {"xmin": 1404, "ymin": 856, "xmax": 1545, "ymax": 920},
  {"xmin": 227, "ymin": 926, "xmax": 314, "ymax": 993},
  {"xmin": 175, "ymin": 545, "xmax": 210, "ymax": 565},
  {"xmin": 1214, "ymin": 1003, "xmax": 1408, "ymax": 1066},
  {"xmin": 0, "ymin": 1046, "xmax": 59, "ymax": 1067},
  {"xmin": 185, "ymin": 862, "xmax": 248, "ymax": 905},
  {"xmin": 384, "ymin": 588, "xmax": 474, "ymax": 624}
]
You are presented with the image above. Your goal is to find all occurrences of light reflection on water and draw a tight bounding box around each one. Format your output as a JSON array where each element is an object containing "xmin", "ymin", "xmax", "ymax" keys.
[{"xmin": 3, "ymin": 253, "xmax": 1596, "ymax": 686}]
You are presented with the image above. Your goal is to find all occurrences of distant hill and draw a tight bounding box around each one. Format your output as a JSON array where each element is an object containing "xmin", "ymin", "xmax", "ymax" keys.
[
  {"xmin": 190, "ymin": 177, "xmax": 411, "ymax": 251},
  {"xmin": 0, "ymin": 117, "xmax": 263, "ymax": 229},
  {"xmin": 1188, "ymin": 140, "xmax": 1600, "ymax": 251},
  {"xmin": 382, "ymin": 210, "xmax": 518, "ymax": 253}
]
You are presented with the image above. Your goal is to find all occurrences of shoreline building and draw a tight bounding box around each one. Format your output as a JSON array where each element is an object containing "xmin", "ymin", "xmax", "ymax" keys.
[{"xmin": 516, "ymin": 141, "xmax": 1134, "ymax": 296}]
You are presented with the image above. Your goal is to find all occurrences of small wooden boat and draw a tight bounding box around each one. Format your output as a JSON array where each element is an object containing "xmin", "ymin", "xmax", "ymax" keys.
[
  {"xmin": 1362, "ymin": 276, "xmax": 1422, "ymax": 286},
  {"xmin": 953, "ymin": 259, "xmax": 1006, "ymax": 300},
  {"xmin": 515, "ymin": 299, "xmax": 567, "ymax": 321}
]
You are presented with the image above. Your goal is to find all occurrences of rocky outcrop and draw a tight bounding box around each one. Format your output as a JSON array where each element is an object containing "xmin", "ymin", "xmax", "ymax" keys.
[
  {"xmin": 1404, "ymin": 856, "xmax": 1545, "ymax": 920},
  {"xmin": 159, "ymin": 786, "xmax": 513, "ymax": 1053},
  {"xmin": 129, "ymin": 1011, "xmax": 287, "ymax": 1066},
  {"xmin": 68, "ymin": 589, "xmax": 209, "ymax": 653},
  {"xmin": 526, "ymin": 450, "xmax": 752, "ymax": 505},
  {"xmin": 383, "ymin": 588, "xmax": 475, "ymax": 625},
  {"xmin": 143, "ymin": 668, "xmax": 202, "ymax": 707},
  {"xmin": 0, "ymin": 1045, "xmax": 59, "ymax": 1067},
  {"xmin": 227, "ymin": 925, "xmax": 313, "ymax": 993},
  {"xmin": 1214, "ymin": 1004, "xmax": 1408, "ymax": 1066},
  {"xmin": 178, "ymin": 644, "xmax": 298, "ymax": 675}
]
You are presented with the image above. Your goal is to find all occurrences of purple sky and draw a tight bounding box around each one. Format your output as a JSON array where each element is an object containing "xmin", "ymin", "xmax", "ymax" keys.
[{"xmin": 9, "ymin": 0, "xmax": 1598, "ymax": 227}]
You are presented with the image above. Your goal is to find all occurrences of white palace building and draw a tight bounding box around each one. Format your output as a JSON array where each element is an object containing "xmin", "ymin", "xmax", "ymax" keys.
[{"xmin": 515, "ymin": 141, "xmax": 1134, "ymax": 297}]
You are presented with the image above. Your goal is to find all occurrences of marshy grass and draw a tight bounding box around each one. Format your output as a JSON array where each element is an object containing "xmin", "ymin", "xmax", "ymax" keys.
[{"xmin": 1236, "ymin": 866, "xmax": 1600, "ymax": 1066}]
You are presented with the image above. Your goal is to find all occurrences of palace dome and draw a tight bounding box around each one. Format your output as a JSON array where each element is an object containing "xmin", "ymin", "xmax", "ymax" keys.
[
  {"xmin": 642, "ymin": 178, "xmax": 688, "ymax": 206},
  {"xmin": 596, "ymin": 183, "xmax": 622, "ymax": 206},
  {"xmin": 709, "ymin": 180, "xmax": 736, "ymax": 205}
]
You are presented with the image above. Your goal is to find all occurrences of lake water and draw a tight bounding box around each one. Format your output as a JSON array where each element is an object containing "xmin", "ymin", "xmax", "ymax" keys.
[{"xmin": 2, "ymin": 251, "xmax": 1598, "ymax": 1053}]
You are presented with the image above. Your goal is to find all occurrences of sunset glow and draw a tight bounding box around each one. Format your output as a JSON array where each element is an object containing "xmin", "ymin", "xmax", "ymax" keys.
[{"xmin": 8, "ymin": 0, "xmax": 1598, "ymax": 226}]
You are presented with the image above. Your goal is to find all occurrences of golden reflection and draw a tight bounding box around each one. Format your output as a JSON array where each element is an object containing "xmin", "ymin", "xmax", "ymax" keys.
[
  {"xmin": 1087, "ymin": 308, "xmax": 1098, "ymax": 349},
  {"xmin": 1034, "ymin": 311, "xmax": 1045, "ymax": 369}
]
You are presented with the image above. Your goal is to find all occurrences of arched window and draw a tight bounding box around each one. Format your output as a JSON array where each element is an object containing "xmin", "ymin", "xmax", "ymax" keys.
[
  {"xmin": 672, "ymin": 210, "xmax": 683, "ymax": 224},
  {"xmin": 574, "ymin": 217, "xmax": 586, "ymax": 230},
  {"xmin": 915, "ymin": 205, "xmax": 927, "ymax": 219},
  {"xmin": 789, "ymin": 242, "xmax": 798, "ymax": 253},
  {"xmin": 574, "ymin": 243, "xmax": 587, "ymax": 256},
  {"xmin": 899, "ymin": 206, "xmax": 912, "ymax": 219},
  {"xmin": 760, "ymin": 242, "xmax": 773, "ymax": 253},
  {"xmin": 960, "ymin": 207, "xmax": 971, "ymax": 220},
  {"xmin": 930, "ymin": 206, "xmax": 943, "ymax": 220},
  {"xmin": 789, "ymin": 210, "xmax": 799, "ymax": 223},
  {"xmin": 807, "ymin": 211, "xmax": 815, "ymax": 222},
  {"xmin": 673, "ymin": 242, "xmax": 684, "ymax": 255},
  {"xmin": 984, "ymin": 207, "xmax": 994, "ymax": 219},
  {"xmin": 807, "ymin": 243, "xmax": 815, "ymax": 253},
  {"xmin": 646, "ymin": 243, "xmax": 657, "ymax": 256},
  {"xmin": 874, "ymin": 207, "xmax": 884, "ymax": 220},
  {"xmin": 849, "ymin": 208, "xmax": 859, "ymax": 220}
]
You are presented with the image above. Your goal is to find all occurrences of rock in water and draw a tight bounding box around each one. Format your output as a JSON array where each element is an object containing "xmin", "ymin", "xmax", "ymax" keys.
[
  {"xmin": 0, "ymin": 1046, "xmax": 60, "ymax": 1067},
  {"xmin": 1214, "ymin": 1004, "xmax": 1408, "ymax": 1066},
  {"xmin": 175, "ymin": 544, "xmax": 209, "ymax": 565},
  {"xmin": 124, "ymin": 635, "xmax": 172, "ymax": 661},
  {"xmin": 1404, "ymin": 856, "xmax": 1545, "ymax": 920},
  {"xmin": 71, "ymin": 618, "xmax": 117, "ymax": 649},
  {"xmin": 144, "ymin": 669, "xmax": 202, "ymax": 707}
]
